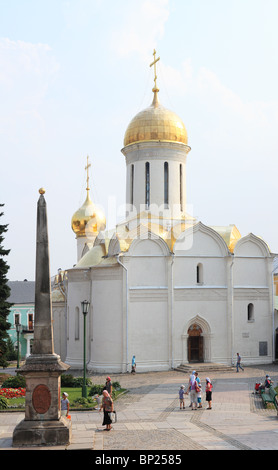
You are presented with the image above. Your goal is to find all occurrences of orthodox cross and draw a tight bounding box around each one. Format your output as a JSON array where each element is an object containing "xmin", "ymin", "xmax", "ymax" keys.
[
  {"xmin": 85, "ymin": 155, "xmax": 91, "ymax": 191},
  {"xmin": 150, "ymin": 49, "xmax": 160, "ymax": 92}
]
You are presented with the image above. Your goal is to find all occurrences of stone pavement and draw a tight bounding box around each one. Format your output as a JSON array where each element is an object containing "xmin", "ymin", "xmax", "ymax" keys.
[{"xmin": 1, "ymin": 364, "xmax": 278, "ymax": 451}]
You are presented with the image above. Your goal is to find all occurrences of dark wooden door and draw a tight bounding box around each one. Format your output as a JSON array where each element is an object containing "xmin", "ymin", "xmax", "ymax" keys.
[{"xmin": 188, "ymin": 336, "xmax": 203, "ymax": 362}]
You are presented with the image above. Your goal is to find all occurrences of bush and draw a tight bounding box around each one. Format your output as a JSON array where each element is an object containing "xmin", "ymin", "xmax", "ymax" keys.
[
  {"xmin": 2, "ymin": 374, "xmax": 26, "ymax": 389},
  {"xmin": 0, "ymin": 397, "xmax": 8, "ymax": 410},
  {"xmin": 73, "ymin": 397, "xmax": 93, "ymax": 406},
  {"xmin": 88, "ymin": 384, "xmax": 103, "ymax": 396},
  {"xmin": 88, "ymin": 381, "xmax": 122, "ymax": 399},
  {"xmin": 61, "ymin": 374, "xmax": 91, "ymax": 388},
  {"xmin": 112, "ymin": 381, "xmax": 121, "ymax": 391}
]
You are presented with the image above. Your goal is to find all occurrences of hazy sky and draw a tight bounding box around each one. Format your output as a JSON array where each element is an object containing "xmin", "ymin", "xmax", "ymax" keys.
[{"xmin": 1, "ymin": 0, "xmax": 278, "ymax": 281}]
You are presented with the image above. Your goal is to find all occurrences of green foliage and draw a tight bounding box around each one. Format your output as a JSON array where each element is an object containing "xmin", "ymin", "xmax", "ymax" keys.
[
  {"xmin": 88, "ymin": 384, "xmax": 103, "ymax": 396},
  {"xmin": 112, "ymin": 381, "xmax": 121, "ymax": 391},
  {"xmin": 5, "ymin": 337, "xmax": 17, "ymax": 361},
  {"xmin": 88, "ymin": 381, "xmax": 122, "ymax": 399},
  {"xmin": 72, "ymin": 397, "xmax": 93, "ymax": 407},
  {"xmin": 61, "ymin": 374, "xmax": 91, "ymax": 388},
  {"xmin": 0, "ymin": 396, "xmax": 8, "ymax": 409},
  {"xmin": 0, "ymin": 205, "xmax": 12, "ymax": 368},
  {"xmin": 2, "ymin": 374, "xmax": 26, "ymax": 389}
]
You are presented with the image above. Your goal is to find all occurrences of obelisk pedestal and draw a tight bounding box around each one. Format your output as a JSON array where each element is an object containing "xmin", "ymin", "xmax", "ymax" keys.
[{"xmin": 13, "ymin": 189, "xmax": 71, "ymax": 447}]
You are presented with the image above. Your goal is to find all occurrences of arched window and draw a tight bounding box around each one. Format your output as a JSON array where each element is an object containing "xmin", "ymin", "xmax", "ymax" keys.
[
  {"xmin": 131, "ymin": 164, "xmax": 134, "ymax": 206},
  {"xmin": 196, "ymin": 263, "xmax": 203, "ymax": 284},
  {"xmin": 247, "ymin": 303, "xmax": 254, "ymax": 322},
  {"xmin": 145, "ymin": 162, "xmax": 150, "ymax": 208},
  {"xmin": 164, "ymin": 162, "xmax": 169, "ymax": 207},
  {"xmin": 75, "ymin": 307, "xmax": 80, "ymax": 340}
]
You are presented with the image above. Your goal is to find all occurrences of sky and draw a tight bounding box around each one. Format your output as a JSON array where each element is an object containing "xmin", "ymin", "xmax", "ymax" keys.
[{"xmin": 1, "ymin": 0, "xmax": 278, "ymax": 281}]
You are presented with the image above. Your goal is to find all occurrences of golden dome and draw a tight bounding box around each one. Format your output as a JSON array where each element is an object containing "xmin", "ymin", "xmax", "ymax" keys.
[
  {"xmin": 71, "ymin": 192, "xmax": 106, "ymax": 238},
  {"xmin": 123, "ymin": 91, "xmax": 188, "ymax": 147}
]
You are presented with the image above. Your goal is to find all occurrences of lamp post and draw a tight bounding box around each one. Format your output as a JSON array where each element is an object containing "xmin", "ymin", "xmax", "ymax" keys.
[
  {"xmin": 81, "ymin": 300, "xmax": 90, "ymax": 398},
  {"xmin": 15, "ymin": 323, "xmax": 21, "ymax": 369}
]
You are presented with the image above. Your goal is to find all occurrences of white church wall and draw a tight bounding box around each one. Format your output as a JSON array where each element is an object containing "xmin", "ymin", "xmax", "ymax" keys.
[
  {"xmin": 233, "ymin": 258, "xmax": 268, "ymax": 287},
  {"xmin": 88, "ymin": 270, "xmax": 123, "ymax": 373},
  {"xmin": 65, "ymin": 271, "xmax": 91, "ymax": 369},
  {"xmin": 233, "ymin": 296, "xmax": 272, "ymax": 364},
  {"xmin": 128, "ymin": 238, "xmax": 168, "ymax": 287},
  {"xmin": 232, "ymin": 235, "xmax": 273, "ymax": 364},
  {"xmin": 52, "ymin": 303, "xmax": 67, "ymax": 361},
  {"xmin": 126, "ymin": 238, "xmax": 170, "ymax": 371},
  {"xmin": 174, "ymin": 256, "xmax": 226, "ymax": 287},
  {"xmin": 129, "ymin": 297, "xmax": 169, "ymax": 371},
  {"xmin": 174, "ymin": 294, "xmax": 229, "ymax": 365},
  {"xmin": 234, "ymin": 236, "xmax": 270, "ymax": 287}
]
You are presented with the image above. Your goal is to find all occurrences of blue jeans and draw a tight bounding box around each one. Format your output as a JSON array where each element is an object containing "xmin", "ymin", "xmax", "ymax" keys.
[{"xmin": 236, "ymin": 362, "xmax": 244, "ymax": 372}]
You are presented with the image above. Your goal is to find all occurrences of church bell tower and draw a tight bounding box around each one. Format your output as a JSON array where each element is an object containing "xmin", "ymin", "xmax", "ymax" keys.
[{"xmin": 121, "ymin": 50, "xmax": 191, "ymax": 225}]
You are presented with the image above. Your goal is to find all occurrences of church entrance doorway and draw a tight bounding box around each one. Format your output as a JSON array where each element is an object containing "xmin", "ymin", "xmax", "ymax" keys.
[{"xmin": 187, "ymin": 323, "xmax": 203, "ymax": 362}]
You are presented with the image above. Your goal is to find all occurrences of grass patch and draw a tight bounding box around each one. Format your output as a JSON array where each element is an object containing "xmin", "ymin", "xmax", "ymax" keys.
[{"xmin": 3, "ymin": 386, "xmax": 126, "ymax": 411}]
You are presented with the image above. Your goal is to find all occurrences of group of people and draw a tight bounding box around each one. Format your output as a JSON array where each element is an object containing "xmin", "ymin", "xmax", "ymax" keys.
[{"xmin": 179, "ymin": 370, "xmax": 213, "ymax": 410}]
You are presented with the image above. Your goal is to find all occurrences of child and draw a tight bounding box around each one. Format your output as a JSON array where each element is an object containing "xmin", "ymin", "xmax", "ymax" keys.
[
  {"xmin": 206, "ymin": 377, "xmax": 213, "ymax": 409},
  {"xmin": 94, "ymin": 394, "xmax": 102, "ymax": 410},
  {"xmin": 61, "ymin": 392, "xmax": 70, "ymax": 417},
  {"xmin": 197, "ymin": 382, "xmax": 202, "ymax": 408},
  {"xmin": 179, "ymin": 385, "xmax": 186, "ymax": 409}
]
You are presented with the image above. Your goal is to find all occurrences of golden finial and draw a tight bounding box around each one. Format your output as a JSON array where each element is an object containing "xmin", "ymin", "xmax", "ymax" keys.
[
  {"xmin": 150, "ymin": 49, "xmax": 160, "ymax": 93},
  {"xmin": 39, "ymin": 188, "xmax": 45, "ymax": 194},
  {"xmin": 85, "ymin": 155, "xmax": 91, "ymax": 193}
]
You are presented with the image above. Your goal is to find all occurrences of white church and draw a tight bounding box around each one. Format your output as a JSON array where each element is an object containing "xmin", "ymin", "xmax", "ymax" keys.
[{"xmin": 52, "ymin": 52, "xmax": 277, "ymax": 373}]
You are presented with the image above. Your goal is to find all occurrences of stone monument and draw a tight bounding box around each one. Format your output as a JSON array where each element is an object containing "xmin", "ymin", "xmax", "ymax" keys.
[{"xmin": 13, "ymin": 189, "xmax": 72, "ymax": 447}]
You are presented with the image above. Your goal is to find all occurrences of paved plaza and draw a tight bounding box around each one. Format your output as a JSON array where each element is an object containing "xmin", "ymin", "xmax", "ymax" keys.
[{"xmin": 1, "ymin": 364, "xmax": 278, "ymax": 451}]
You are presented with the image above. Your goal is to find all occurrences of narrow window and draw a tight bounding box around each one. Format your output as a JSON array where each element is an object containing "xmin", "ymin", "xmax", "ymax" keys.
[
  {"xmin": 14, "ymin": 313, "xmax": 20, "ymax": 326},
  {"xmin": 131, "ymin": 164, "xmax": 134, "ymax": 206},
  {"xmin": 180, "ymin": 164, "xmax": 183, "ymax": 211},
  {"xmin": 164, "ymin": 162, "xmax": 169, "ymax": 207},
  {"xmin": 28, "ymin": 314, "xmax": 33, "ymax": 331},
  {"xmin": 247, "ymin": 303, "xmax": 254, "ymax": 322},
  {"xmin": 75, "ymin": 307, "xmax": 80, "ymax": 340},
  {"xmin": 145, "ymin": 162, "xmax": 150, "ymax": 208},
  {"xmin": 196, "ymin": 263, "xmax": 203, "ymax": 284}
]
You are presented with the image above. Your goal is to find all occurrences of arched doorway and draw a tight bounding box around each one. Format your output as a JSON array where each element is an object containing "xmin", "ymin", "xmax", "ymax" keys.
[{"xmin": 187, "ymin": 323, "xmax": 204, "ymax": 362}]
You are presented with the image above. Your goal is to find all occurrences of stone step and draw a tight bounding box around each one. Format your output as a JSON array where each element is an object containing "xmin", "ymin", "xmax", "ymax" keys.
[{"xmin": 175, "ymin": 362, "xmax": 234, "ymax": 373}]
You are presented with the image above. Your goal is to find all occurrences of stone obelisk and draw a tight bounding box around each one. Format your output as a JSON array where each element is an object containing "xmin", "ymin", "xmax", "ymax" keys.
[{"xmin": 13, "ymin": 189, "xmax": 72, "ymax": 447}]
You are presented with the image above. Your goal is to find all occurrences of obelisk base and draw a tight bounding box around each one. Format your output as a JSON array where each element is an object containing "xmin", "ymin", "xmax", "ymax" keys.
[
  {"xmin": 12, "ymin": 417, "xmax": 71, "ymax": 447},
  {"xmin": 12, "ymin": 354, "xmax": 72, "ymax": 447}
]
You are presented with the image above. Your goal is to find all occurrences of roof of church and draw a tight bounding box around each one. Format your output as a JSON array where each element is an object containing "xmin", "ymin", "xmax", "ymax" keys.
[
  {"xmin": 7, "ymin": 281, "xmax": 35, "ymax": 304},
  {"xmin": 123, "ymin": 91, "xmax": 188, "ymax": 147},
  {"xmin": 73, "ymin": 221, "xmax": 242, "ymax": 269}
]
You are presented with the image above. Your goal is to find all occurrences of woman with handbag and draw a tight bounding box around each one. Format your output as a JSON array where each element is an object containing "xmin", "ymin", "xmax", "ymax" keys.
[{"xmin": 100, "ymin": 390, "xmax": 114, "ymax": 431}]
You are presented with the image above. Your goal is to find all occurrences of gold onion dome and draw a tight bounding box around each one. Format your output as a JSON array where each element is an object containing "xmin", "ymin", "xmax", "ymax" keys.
[
  {"xmin": 71, "ymin": 192, "xmax": 106, "ymax": 238},
  {"xmin": 72, "ymin": 156, "xmax": 106, "ymax": 238},
  {"xmin": 123, "ymin": 91, "xmax": 188, "ymax": 147}
]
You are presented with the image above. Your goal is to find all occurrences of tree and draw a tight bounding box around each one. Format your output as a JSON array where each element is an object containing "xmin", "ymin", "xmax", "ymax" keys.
[{"xmin": 0, "ymin": 204, "xmax": 12, "ymax": 368}]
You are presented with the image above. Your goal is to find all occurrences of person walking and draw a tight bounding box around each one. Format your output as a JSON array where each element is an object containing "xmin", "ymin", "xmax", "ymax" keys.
[
  {"xmin": 205, "ymin": 377, "xmax": 213, "ymax": 409},
  {"xmin": 236, "ymin": 353, "xmax": 244, "ymax": 372},
  {"xmin": 131, "ymin": 355, "xmax": 136, "ymax": 374},
  {"xmin": 99, "ymin": 390, "xmax": 114, "ymax": 431}
]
